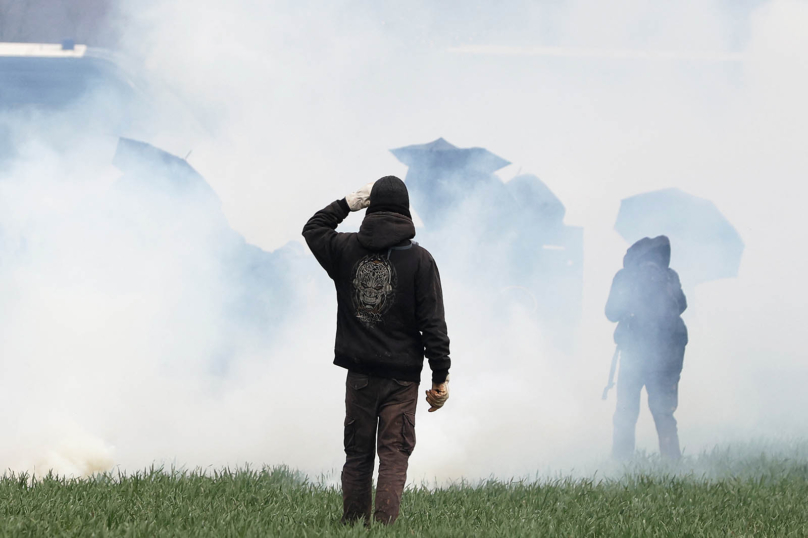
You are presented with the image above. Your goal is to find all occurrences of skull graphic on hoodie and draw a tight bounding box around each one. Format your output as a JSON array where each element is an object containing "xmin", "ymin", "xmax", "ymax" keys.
[{"xmin": 352, "ymin": 254, "xmax": 397, "ymax": 326}]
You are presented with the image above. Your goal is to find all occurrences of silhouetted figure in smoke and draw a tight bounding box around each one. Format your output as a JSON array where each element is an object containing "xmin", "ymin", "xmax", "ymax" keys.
[
  {"xmin": 606, "ymin": 236, "xmax": 688, "ymax": 460},
  {"xmin": 390, "ymin": 137, "xmax": 583, "ymax": 350},
  {"xmin": 303, "ymin": 176, "xmax": 451, "ymax": 525}
]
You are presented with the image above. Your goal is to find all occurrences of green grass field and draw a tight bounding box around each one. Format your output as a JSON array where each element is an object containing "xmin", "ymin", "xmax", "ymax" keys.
[{"xmin": 2, "ymin": 445, "xmax": 807, "ymax": 537}]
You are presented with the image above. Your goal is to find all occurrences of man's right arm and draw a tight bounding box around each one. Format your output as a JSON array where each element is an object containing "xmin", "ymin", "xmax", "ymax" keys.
[
  {"xmin": 415, "ymin": 252, "xmax": 451, "ymax": 384},
  {"xmin": 302, "ymin": 199, "xmax": 350, "ymax": 278}
]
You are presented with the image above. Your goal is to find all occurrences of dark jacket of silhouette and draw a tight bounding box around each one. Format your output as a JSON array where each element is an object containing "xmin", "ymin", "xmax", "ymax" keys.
[{"xmin": 605, "ymin": 236, "xmax": 688, "ymax": 373}]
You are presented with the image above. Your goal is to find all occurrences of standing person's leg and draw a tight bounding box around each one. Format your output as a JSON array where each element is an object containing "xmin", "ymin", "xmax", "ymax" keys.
[
  {"xmin": 613, "ymin": 366, "xmax": 644, "ymax": 461},
  {"xmin": 647, "ymin": 370, "xmax": 681, "ymax": 460},
  {"xmin": 341, "ymin": 372, "xmax": 379, "ymax": 524},
  {"xmin": 373, "ymin": 378, "xmax": 418, "ymax": 524}
]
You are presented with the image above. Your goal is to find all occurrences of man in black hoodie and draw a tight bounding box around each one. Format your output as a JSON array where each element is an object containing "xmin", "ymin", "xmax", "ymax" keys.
[
  {"xmin": 605, "ymin": 236, "xmax": 687, "ymax": 460},
  {"xmin": 303, "ymin": 176, "xmax": 451, "ymax": 525}
]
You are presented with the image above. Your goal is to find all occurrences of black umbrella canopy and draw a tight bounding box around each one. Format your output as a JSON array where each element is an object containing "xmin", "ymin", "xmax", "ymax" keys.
[
  {"xmin": 113, "ymin": 137, "xmax": 219, "ymax": 203},
  {"xmin": 111, "ymin": 137, "xmax": 308, "ymax": 345},
  {"xmin": 615, "ymin": 188, "xmax": 744, "ymax": 285},
  {"xmin": 390, "ymin": 137, "xmax": 511, "ymax": 174},
  {"xmin": 389, "ymin": 138, "xmax": 511, "ymax": 226},
  {"xmin": 506, "ymin": 174, "xmax": 566, "ymax": 225}
]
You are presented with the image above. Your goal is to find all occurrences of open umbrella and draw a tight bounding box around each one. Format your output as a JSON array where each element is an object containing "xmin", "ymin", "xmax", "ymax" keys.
[
  {"xmin": 390, "ymin": 137, "xmax": 511, "ymax": 226},
  {"xmin": 390, "ymin": 137, "xmax": 510, "ymax": 175},
  {"xmin": 112, "ymin": 137, "xmax": 219, "ymax": 203},
  {"xmin": 615, "ymin": 188, "xmax": 744, "ymax": 284},
  {"xmin": 111, "ymin": 137, "xmax": 311, "ymax": 346}
]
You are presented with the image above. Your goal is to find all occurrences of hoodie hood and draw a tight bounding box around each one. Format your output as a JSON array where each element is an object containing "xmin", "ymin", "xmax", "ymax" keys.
[
  {"xmin": 358, "ymin": 211, "xmax": 416, "ymax": 251},
  {"xmin": 623, "ymin": 235, "xmax": 671, "ymax": 269}
]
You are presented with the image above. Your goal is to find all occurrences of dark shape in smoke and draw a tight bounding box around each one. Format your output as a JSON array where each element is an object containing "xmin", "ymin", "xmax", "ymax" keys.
[
  {"xmin": 0, "ymin": 40, "xmax": 207, "ymax": 158},
  {"xmin": 0, "ymin": 41, "xmax": 144, "ymax": 165},
  {"xmin": 504, "ymin": 174, "xmax": 582, "ymax": 343},
  {"xmin": 389, "ymin": 138, "xmax": 511, "ymax": 227},
  {"xmin": 615, "ymin": 188, "xmax": 744, "ymax": 286},
  {"xmin": 114, "ymin": 137, "xmax": 219, "ymax": 204},
  {"xmin": 391, "ymin": 138, "xmax": 582, "ymax": 350},
  {"xmin": 506, "ymin": 173, "xmax": 566, "ymax": 225},
  {"xmin": 112, "ymin": 138, "xmax": 310, "ymax": 372},
  {"xmin": 390, "ymin": 137, "xmax": 510, "ymax": 172},
  {"xmin": 0, "ymin": 45, "xmax": 136, "ymax": 113}
]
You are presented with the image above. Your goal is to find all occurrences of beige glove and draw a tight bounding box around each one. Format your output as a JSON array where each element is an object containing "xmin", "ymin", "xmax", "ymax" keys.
[
  {"xmin": 425, "ymin": 375, "xmax": 449, "ymax": 412},
  {"xmin": 345, "ymin": 181, "xmax": 375, "ymax": 211}
]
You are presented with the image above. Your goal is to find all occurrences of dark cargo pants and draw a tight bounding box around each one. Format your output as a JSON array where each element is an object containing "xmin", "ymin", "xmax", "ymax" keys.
[
  {"xmin": 341, "ymin": 371, "xmax": 418, "ymax": 525},
  {"xmin": 613, "ymin": 367, "xmax": 681, "ymax": 461}
]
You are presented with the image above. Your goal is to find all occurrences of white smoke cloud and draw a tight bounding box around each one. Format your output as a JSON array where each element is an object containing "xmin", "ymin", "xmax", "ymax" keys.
[{"xmin": 1, "ymin": 0, "xmax": 807, "ymax": 480}]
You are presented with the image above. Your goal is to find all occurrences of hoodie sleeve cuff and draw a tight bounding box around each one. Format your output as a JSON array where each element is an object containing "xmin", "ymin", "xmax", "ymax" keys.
[
  {"xmin": 337, "ymin": 198, "xmax": 350, "ymax": 215},
  {"xmin": 431, "ymin": 369, "xmax": 449, "ymax": 384}
]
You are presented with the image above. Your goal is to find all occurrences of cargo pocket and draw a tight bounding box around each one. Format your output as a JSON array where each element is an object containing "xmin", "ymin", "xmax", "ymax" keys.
[
  {"xmin": 347, "ymin": 372, "xmax": 369, "ymax": 391},
  {"xmin": 344, "ymin": 417, "xmax": 356, "ymax": 453},
  {"xmin": 401, "ymin": 413, "xmax": 416, "ymax": 455},
  {"xmin": 393, "ymin": 379, "xmax": 414, "ymax": 387}
]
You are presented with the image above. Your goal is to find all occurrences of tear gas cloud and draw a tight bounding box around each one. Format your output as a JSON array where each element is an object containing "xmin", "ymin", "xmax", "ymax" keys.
[{"xmin": 1, "ymin": 0, "xmax": 807, "ymax": 481}]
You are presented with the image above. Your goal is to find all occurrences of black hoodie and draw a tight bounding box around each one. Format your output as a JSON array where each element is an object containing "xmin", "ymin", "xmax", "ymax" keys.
[
  {"xmin": 605, "ymin": 236, "xmax": 688, "ymax": 350},
  {"xmin": 303, "ymin": 199, "xmax": 450, "ymax": 383}
]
